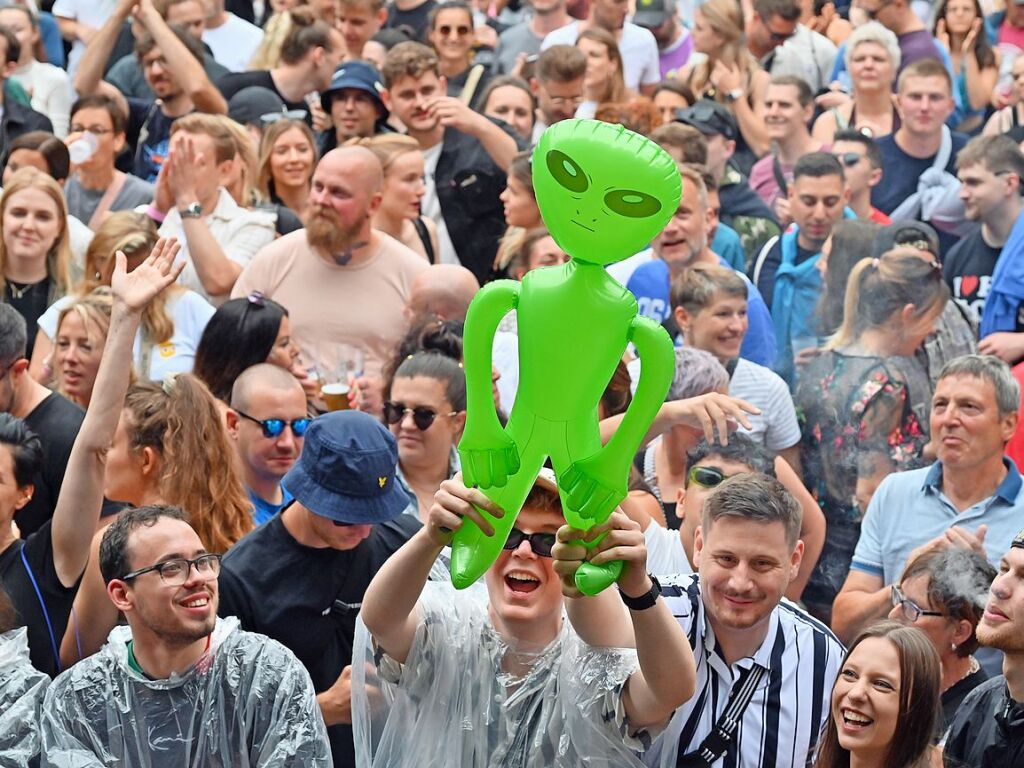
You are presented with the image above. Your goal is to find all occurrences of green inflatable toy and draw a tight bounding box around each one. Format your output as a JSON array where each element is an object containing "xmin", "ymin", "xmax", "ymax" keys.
[{"xmin": 453, "ymin": 119, "xmax": 680, "ymax": 594}]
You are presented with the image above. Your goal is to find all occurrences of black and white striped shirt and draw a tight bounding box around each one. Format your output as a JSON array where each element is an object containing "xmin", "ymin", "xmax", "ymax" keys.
[{"xmin": 644, "ymin": 574, "xmax": 845, "ymax": 768}]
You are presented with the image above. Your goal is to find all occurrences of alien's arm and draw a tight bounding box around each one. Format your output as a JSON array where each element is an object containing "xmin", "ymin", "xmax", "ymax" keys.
[
  {"xmin": 463, "ymin": 280, "xmax": 519, "ymax": 428},
  {"xmin": 602, "ymin": 317, "xmax": 675, "ymax": 464}
]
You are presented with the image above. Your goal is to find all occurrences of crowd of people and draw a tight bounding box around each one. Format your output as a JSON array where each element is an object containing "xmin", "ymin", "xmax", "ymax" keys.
[{"xmin": 2, "ymin": 0, "xmax": 1024, "ymax": 765}]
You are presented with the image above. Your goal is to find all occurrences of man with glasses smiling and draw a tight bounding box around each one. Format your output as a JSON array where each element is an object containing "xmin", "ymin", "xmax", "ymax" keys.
[
  {"xmin": 40, "ymin": 504, "xmax": 332, "ymax": 764},
  {"xmin": 218, "ymin": 409, "xmax": 420, "ymax": 768}
]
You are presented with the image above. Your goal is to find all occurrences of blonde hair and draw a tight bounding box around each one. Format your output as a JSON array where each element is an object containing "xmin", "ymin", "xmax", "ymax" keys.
[
  {"xmin": 257, "ymin": 118, "xmax": 317, "ymax": 202},
  {"xmin": 577, "ymin": 27, "xmax": 626, "ymax": 104},
  {"xmin": 352, "ymin": 133, "xmax": 421, "ymax": 173},
  {"xmin": 828, "ymin": 252, "xmax": 950, "ymax": 350},
  {"xmin": 221, "ymin": 117, "xmax": 261, "ymax": 207},
  {"xmin": 249, "ymin": 10, "xmax": 297, "ymax": 69},
  {"xmin": 691, "ymin": 0, "xmax": 760, "ymax": 98},
  {"xmin": 53, "ymin": 289, "xmax": 113, "ymax": 403},
  {"xmin": 123, "ymin": 374, "xmax": 254, "ymax": 553},
  {"xmin": 82, "ymin": 212, "xmax": 176, "ymax": 347},
  {"xmin": 0, "ymin": 167, "xmax": 72, "ymax": 301}
]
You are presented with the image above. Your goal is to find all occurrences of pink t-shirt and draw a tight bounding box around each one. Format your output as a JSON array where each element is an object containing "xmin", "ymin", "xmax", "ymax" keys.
[{"xmin": 232, "ymin": 230, "xmax": 428, "ymax": 378}]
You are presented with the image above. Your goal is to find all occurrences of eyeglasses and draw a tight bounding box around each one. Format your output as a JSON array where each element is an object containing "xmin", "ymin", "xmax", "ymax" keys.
[
  {"xmin": 235, "ymin": 409, "xmax": 311, "ymax": 438},
  {"xmin": 758, "ymin": 14, "xmax": 793, "ymax": 43},
  {"xmin": 437, "ymin": 24, "xmax": 471, "ymax": 36},
  {"xmin": 890, "ymin": 585, "xmax": 945, "ymax": 622},
  {"xmin": 834, "ymin": 151, "xmax": 863, "ymax": 168},
  {"xmin": 383, "ymin": 401, "xmax": 457, "ymax": 431},
  {"xmin": 260, "ymin": 109, "xmax": 310, "ymax": 125},
  {"xmin": 122, "ymin": 553, "xmax": 222, "ymax": 586},
  {"xmin": 687, "ymin": 465, "xmax": 729, "ymax": 489},
  {"xmin": 69, "ymin": 125, "xmax": 114, "ymax": 135},
  {"xmin": 503, "ymin": 527, "xmax": 556, "ymax": 557}
]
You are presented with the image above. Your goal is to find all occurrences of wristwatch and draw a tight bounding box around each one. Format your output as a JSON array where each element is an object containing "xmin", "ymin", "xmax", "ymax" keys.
[
  {"xmin": 179, "ymin": 202, "xmax": 203, "ymax": 219},
  {"xmin": 724, "ymin": 88, "xmax": 744, "ymax": 103},
  {"xmin": 618, "ymin": 574, "xmax": 662, "ymax": 611}
]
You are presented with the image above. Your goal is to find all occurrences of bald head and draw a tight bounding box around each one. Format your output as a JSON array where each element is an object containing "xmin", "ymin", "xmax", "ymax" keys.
[
  {"xmin": 318, "ymin": 146, "xmax": 384, "ymax": 193},
  {"xmin": 406, "ymin": 264, "xmax": 480, "ymax": 323},
  {"xmin": 231, "ymin": 363, "xmax": 305, "ymax": 413}
]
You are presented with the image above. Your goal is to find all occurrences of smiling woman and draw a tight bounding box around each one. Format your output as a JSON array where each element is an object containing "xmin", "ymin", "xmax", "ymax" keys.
[{"xmin": 814, "ymin": 621, "xmax": 941, "ymax": 768}]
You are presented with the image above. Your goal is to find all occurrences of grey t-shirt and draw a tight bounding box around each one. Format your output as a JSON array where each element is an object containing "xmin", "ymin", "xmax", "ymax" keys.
[
  {"xmin": 64, "ymin": 173, "xmax": 155, "ymax": 225},
  {"xmin": 494, "ymin": 22, "xmax": 543, "ymax": 75}
]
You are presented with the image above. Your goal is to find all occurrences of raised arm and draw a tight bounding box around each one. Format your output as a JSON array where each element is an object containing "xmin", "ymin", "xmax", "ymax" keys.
[
  {"xmin": 72, "ymin": 0, "xmax": 133, "ymax": 117},
  {"xmin": 361, "ymin": 476, "xmax": 503, "ymax": 663},
  {"xmin": 599, "ymin": 392, "xmax": 760, "ymax": 449},
  {"xmin": 133, "ymin": 0, "xmax": 227, "ymax": 114},
  {"xmin": 427, "ymin": 97, "xmax": 519, "ymax": 171},
  {"xmin": 50, "ymin": 239, "xmax": 184, "ymax": 587}
]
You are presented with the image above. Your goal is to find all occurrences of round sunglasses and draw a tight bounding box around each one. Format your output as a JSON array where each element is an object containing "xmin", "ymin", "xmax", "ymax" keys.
[
  {"xmin": 383, "ymin": 401, "xmax": 457, "ymax": 431},
  {"xmin": 235, "ymin": 409, "xmax": 311, "ymax": 438},
  {"xmin": 503, "ymin": 528, "xmax": 556, "ymax": 557}
]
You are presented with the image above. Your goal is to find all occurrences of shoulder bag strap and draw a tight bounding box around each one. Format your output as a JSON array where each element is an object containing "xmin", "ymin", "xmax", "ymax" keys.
[
  {"xmin": 772, "ymin": 155, "xmax": 789, "ymax": 198},
  {"xmin": 677, "ymin": 664, "xmax": 769, "ymax": 768}
]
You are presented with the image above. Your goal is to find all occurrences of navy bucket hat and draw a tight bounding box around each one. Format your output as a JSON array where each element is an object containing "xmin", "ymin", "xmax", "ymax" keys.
[{"xmin": 282, "ymin": 411, "xmax": 412, "ymax": 524}]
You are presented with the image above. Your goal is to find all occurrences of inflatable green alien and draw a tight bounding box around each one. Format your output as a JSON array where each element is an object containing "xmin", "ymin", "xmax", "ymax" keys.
[{"xmin": 453, "ymin": 119, "xmax": 681, "ymax": 594}]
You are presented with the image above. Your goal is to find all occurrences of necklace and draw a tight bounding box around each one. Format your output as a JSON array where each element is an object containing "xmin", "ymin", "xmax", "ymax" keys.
[{"xmin": 6, "ymin": 279, "xmax": 44, "ymax": 300}]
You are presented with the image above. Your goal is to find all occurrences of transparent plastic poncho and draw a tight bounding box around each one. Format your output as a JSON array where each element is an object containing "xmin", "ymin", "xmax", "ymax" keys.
[
  {"xmin": 40, "ymin": 616, "xmax": 331, "ymax": 767},
  {"xmin": 0, "ymin": 627, "xmax": 50, "ymax": 766},
  {"xmin": 352, "ymin": 582, "xmax": 664, "ymax": 767}
]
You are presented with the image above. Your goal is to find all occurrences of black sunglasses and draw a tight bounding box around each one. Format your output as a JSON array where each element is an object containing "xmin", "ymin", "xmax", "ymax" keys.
[
  {"xmin": 503, "ymin": 527, "xmax": 556, "ymax": 557},
  {"xmin": 235, "ymin": 409, "xmax": 311, "ymax": 438},
  {"xmin": 834, "ymin": 151, "xmax": 862, "ymax": 168},
  {"xmin": 688, "ymin": 465, "xmax": 729, "ymax": 489},
  {"xmin": 383, "ymin": 401, "xmax": 457, "ymax": 431}
]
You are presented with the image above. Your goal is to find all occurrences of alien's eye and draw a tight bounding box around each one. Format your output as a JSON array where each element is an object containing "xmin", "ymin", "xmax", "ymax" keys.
[
  {"xmin": 545, "ymin": 150, "xmax": 588, "ymax": 193},
  {"xmin": 604, "ymin": 189, "xmax": 662, "ymax": 218}
]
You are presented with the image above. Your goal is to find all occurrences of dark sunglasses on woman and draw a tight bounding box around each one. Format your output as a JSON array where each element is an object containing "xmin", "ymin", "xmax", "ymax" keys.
[{"xmin": 383, "ymin": 401, "xmax": 457, "ymax": 431}]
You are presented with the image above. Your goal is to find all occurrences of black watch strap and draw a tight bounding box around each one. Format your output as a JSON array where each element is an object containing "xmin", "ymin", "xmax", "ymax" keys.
[{"xmin": 618, "ymin": 574, "xmax": 661, "ymax": 611}]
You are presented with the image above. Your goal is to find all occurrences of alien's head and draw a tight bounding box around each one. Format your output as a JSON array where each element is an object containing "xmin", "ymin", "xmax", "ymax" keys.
[{"xmin": 532, "ymin": 119, "xmax": 681, "ymax": 265}]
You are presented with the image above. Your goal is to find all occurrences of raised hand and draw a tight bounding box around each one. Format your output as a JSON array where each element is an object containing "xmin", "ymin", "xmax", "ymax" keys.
[
  {"xmin": 111, "ymin": 237, "xmax": 184, "ymax": 312},
  {"xmin": 426, "ymin": 474, "xmax": 505, "ymax": 547}
]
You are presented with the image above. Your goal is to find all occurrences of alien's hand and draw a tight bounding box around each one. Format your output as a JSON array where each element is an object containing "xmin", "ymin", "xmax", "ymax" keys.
[
  {"xmin": 458, "ymin": 420, "xmax": 520, "ymax": 489},
  {"xmin": 560, "ymin": 452, "xmax": 627, "ymax": 525}
]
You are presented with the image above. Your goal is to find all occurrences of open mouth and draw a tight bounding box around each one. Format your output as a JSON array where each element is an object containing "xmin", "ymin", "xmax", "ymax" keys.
[
  {"xmin": 841, "ymin": 708, "xmax": 873, "ymax": 729},
  {"xmin": 505, "ymin": 571, "xmax": 540, "ymax": 594}
]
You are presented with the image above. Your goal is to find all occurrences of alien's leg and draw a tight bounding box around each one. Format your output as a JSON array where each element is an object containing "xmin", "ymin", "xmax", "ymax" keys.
[
  {"xmin": 550, "ymin": 417, "xmax": 623, "ymax": 596},
  {"xmin": 450, "ymin": 412, "xmax": 549, "ymax": 589}
]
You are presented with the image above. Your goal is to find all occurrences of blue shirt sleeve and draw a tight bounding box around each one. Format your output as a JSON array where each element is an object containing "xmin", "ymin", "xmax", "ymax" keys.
[
  {"xmin": 741, "ymin": 278, "xmax": 777, "ymax": 369},
  {"xmin": 712, "ymin": 225, "xmax": 746, "ymax": 272},
  {"xmin": 626, "ymin": 259, "xmax": 672, "ymax": 324},
  {"xmin": 849, "ymin": 479, "xmax": 888, "ymax": 579}
]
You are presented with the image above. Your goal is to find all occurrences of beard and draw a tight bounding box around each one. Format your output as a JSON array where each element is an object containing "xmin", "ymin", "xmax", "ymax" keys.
[{"xmin": 305, "ymin": 205, "xmax": 368, "ymax": 261}]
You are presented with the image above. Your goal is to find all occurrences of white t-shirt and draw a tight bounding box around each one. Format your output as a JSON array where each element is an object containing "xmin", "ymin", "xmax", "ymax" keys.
[
  {"xmin": 12, "ymin": 60, "xmax": 72, "ymax": 137},
  {"xmin": 203, "ymin": 13, "xmax": 265, "ymax": 72},
  {"xmin": 728, "ymin": 357, "xmax": 801, "ymax": 451},
  {"xmin": 541, "ymin": 21, "xmax": 661, "ymax": 92},
  {"xmin": 51, "ymin": 0, "xmax": 119, "ymax": 78},
  {"xmin": 420, "ymin": 141, "xmax": 459, "ymax": 266},
  {"xmin": 644, "ymin": 521, "xmax": 692, "ymax": 578},
  {"xmin": 38, "ymin": 290, "xmax": 215, "ymax": 380}
]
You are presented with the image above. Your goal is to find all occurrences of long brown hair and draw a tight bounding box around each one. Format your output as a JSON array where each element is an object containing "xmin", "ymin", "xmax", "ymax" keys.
[
  {"xmin": 123, "ymin": 374, "xmax": 253, "ymax": 553},
  {"xmin": 814, "ymin": 621, "xmax": 940, "ymax": 768},
  {"xmin": 577, "ymin": 27, "xmax": 626, "ymax": 105},
  {"xmin": 82, "ymin": 212, "xmax": 176, "ymax": 348},
  {"xmin": 0, "ymin": 167, "xmax": 72, "ymax": 300}
]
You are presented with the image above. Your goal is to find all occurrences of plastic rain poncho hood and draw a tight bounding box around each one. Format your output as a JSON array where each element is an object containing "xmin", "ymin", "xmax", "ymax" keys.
[
  {"xmin": 352, "ymin": 581, "xmax": 666, "ymax": 768},
  {"xmin": 0, "ymin": 627, "xmax": 50, "ymax": 766},
  {"xmin": 39, "ymin": 616, "xmax": 331, "ymax": 767}
]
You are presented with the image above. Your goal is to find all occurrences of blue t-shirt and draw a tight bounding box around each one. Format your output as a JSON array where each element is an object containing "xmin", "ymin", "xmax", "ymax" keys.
[
  {"xmin": 711, "ymin": 224, "xmax": 746, "ymax": 272},
  {"xmin": 626, "ymin": 257, "xmax": 777, "ymax": 369},
  {"xmin": 248, "ymin": 485, "xmax": 293, "ymax": 526}
]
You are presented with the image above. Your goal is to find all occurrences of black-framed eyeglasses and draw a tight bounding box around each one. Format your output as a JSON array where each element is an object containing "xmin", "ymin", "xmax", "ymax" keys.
[
  {"xmin": 503, "ymin": 528, "xmax": 556, "ymax": 557},
  {"xmin": 383, "ymin": 401, "xmax": 457, "ymax": 431},
  {"xmin": 688, "ymin": 465, "xmax": 729, "ymax": 489},
  {"xmin": 260, "ymin": 109, "xmax": 309, "ymax": 125},
  {"xmin": 122, "ymin": 553, "xmax": 222, "ymax": 586},
  {"xmin": 235, "ymin": 409, "xmax": 311, "ymax": 439},
  {"xmin": 69, "ymin": 124, "xmax": 115, "ymax": 135},
  {"xmin": 891, "ymin": 585, "xmax": 945, "ymax": 622},
  {"xmin": 834, "ymin": 151, "xmax": 862, "ymax": 168}
]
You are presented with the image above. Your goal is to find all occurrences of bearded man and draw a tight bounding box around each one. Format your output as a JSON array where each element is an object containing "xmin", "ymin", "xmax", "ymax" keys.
[{"xmin": 232, "ymin": 146, "xmax": 428, "ymax": 413}]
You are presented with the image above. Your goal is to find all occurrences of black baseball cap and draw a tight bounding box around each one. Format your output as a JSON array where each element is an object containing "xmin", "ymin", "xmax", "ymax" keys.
[
  {"xmin": 633, "ymin": 0, "xmax": 675, "ymax": 28},
  {"xmin": 674, "ymin": 100, "xmax": 739, "ymax": 142}
]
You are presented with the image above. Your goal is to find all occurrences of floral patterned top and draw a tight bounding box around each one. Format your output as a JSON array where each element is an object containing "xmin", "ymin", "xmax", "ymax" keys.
[{"xmin": 796, "ymin": 351, "xmax": 933, "ymax": 524}]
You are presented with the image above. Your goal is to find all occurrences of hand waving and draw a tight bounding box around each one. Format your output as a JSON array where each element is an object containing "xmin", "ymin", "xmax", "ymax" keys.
[{"xmin": 111, "ymin": 237, "xmax": 184, "ymax": 312}]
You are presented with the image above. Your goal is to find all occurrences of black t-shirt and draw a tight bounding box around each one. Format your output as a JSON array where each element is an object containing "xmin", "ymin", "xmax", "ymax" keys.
[
  {"xmin": 215, "ymin": 70, "xmax": 312, "ymax": 125},
  {"xmin": 217, "ymin": 512, "xmax": 421, "ymax": 768},
  {"xmin": 17, "ymin": 393, "xmax": 84, "ymax": 538},
  {"xmin": 125, "ymin": 98, "xmax": 182, "ymax": 183},
  {"xmin": 385, "ymin": 0, "xmax": 437, "ymax": 41},
  {"xmin": 943, "ymin": 227, "xmax": 1007, "ymax": 324},
  {"xmin": 0, "ymin": 521, "xmax": 78, "ymax": 677},
  {"xmin": 4, "ymin": 280, "xmax": 51, "ymax": 360}
]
